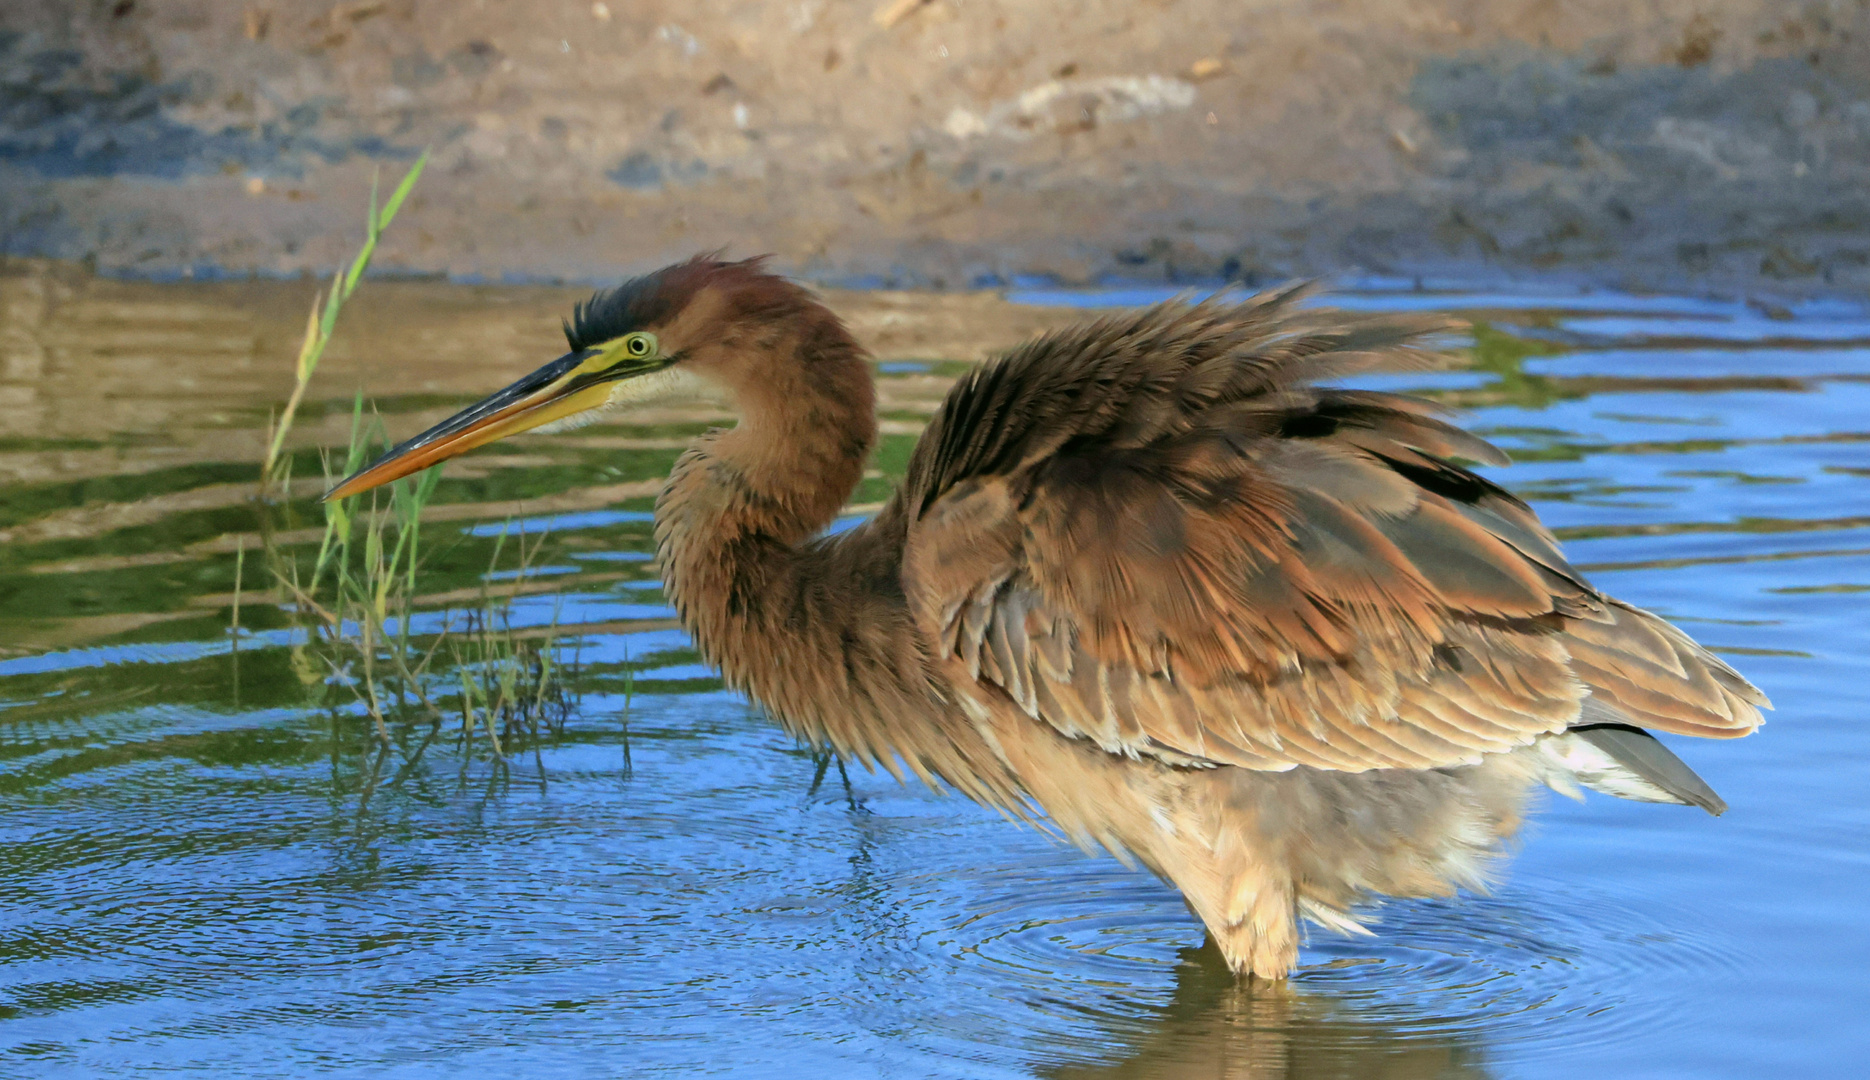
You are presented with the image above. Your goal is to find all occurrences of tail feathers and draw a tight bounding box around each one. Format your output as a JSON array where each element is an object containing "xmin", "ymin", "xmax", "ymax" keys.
[
  {"xmin": 1537, "ymin": 701, "xmax": 1728, "ymax": 816},
  {"xmin": 1570, "ymin": 723, "xmax": 1727, "ymax": 816}
]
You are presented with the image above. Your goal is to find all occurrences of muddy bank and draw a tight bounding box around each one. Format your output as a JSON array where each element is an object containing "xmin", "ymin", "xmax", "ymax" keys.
[{"xmin": 3, "ymin": 1, "xmax": 1868, "ymax": 295}]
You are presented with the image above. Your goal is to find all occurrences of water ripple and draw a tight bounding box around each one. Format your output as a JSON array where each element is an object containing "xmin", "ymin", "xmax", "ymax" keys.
[{"xmin": 2, "ymin": 281, "xmax": 1867, "ymax": 1078}]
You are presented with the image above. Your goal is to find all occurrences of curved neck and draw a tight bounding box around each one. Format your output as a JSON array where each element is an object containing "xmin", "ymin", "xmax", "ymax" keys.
[
  {"xmin": 651, "ymin": 318, "xmax": 1025, "ymax": 811},
  {"xmin": 656, "ymin": 314, "xmax": 876, "ymax": 552},
  {"xmin": 653, "ymin": 320, "xmax": 880, "ymax": 706}
]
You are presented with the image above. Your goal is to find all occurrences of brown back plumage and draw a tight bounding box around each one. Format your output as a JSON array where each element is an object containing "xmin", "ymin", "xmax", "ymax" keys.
[{"xmin": 892, "ymin": 286, "xmax": 1766, "ymax": 772}]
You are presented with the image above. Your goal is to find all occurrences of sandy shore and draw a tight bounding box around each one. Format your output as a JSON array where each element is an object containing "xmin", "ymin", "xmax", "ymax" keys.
[{"xmin": 2, "ymin": 1, "xmax": 1867, "ymax": 295}]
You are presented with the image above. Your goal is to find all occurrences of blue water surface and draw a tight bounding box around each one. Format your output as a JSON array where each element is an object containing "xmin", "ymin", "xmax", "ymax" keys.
[{"xmin": 1, "ymin": 280, "xmax": 1866, "ymax": 1078}]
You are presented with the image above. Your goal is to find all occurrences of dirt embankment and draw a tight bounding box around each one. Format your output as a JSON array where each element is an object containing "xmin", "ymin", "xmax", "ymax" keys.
[{"xmin": 3, "ymin": 1, "xmax": 1868, "ymax": 294}]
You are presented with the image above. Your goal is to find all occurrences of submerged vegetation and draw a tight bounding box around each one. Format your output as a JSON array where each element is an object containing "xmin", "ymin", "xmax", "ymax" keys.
[{"xmin": 247, "ymin": 154, "xmax": 584, "ymax": 795}]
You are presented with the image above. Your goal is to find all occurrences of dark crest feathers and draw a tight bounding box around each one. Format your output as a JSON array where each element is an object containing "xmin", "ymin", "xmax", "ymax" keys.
[{"xmin": 564, "ymin": 252, "xmax": 773, "ymax": 351}]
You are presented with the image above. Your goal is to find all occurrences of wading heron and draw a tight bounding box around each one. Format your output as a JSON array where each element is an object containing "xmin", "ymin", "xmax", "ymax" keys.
[{"xmin": 327, "ymin": 256, "xmax": 1765, "ymax": 979}]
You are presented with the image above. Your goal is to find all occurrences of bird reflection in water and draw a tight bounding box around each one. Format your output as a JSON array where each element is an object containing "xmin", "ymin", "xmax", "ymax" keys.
[{"xmin": 1042, "ymin": 945, "xmax": 1488, "ymax": 1080}]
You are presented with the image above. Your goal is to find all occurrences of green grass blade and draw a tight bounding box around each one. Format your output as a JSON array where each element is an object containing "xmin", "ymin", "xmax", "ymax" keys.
[
  {"xmin": 366, "ymin": 167, "xmax": 380, "ymax": 238},
  {"xmin": 378, "ymin": 150, "xmax": 430, "ymax": 231},
  {"xmin": 342, "ymin": 233, "xmax": 379, "ymax": 302},
  {"xmin": 344, "ymin": 391, "xmax": 370, "ymax": 474},
  {"xmin": 317, "ymin": 265, "xmax": 346, "ymax": 343}
]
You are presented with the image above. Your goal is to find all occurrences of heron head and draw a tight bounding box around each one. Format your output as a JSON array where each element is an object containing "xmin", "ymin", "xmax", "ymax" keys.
[{"xmin": 324, "ymin": 254, "xmax": 813, "ymax": 501}]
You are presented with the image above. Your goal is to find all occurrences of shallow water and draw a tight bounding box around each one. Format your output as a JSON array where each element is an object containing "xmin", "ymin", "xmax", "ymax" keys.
[{"xmin": 2, "ymin": 268, "xmax": 1867, "ymax": 1078}]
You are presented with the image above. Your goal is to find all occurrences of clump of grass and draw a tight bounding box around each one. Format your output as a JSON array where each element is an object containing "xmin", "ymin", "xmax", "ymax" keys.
[
  {"xmin": 249, "ymin": 154, "xmax": 580, "ymax": 792},
  {"xmin": 448, "ymin": 524, "xmax": 583, "ymax": 772}
]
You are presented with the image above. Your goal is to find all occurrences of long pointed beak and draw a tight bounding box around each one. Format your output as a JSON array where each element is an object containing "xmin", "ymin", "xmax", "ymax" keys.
[{"xmin": 323, "ymin": 349, "xmax": 645, "ymax": 501}]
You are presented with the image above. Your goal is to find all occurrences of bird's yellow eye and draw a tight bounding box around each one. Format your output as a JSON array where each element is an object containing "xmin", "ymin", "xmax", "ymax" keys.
[{"xmin": 580, "ymin": 332, "xmax": 659, "ymax": 376}]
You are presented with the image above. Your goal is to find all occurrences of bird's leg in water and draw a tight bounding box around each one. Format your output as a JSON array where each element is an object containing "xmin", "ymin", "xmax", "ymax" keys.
[
  {"xmin": 807, "ymin": 749, "xmax": 832, "ymax": 796},
  {"xmin": 1169, "ymin": 862, "xmax": 1301, "ymax": 980},
  {"xmin": 807, "ymin": 747, "xmax": 862, "ymax": 811},
  {"xmin": 1217, "ymin": 870, "xmax": 1300, "ymax": 980}
]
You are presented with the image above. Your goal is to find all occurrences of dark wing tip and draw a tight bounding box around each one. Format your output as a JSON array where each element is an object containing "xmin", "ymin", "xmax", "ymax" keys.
[{"xmin": 1573, "ymin": 723, "xmax": 1730, "ymax": 816}]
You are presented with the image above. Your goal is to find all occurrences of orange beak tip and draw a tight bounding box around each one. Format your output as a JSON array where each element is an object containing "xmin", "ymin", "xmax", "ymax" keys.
[{"xmin": 309, "ymin": 353, "xmax": 615, "ymax": 505}]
